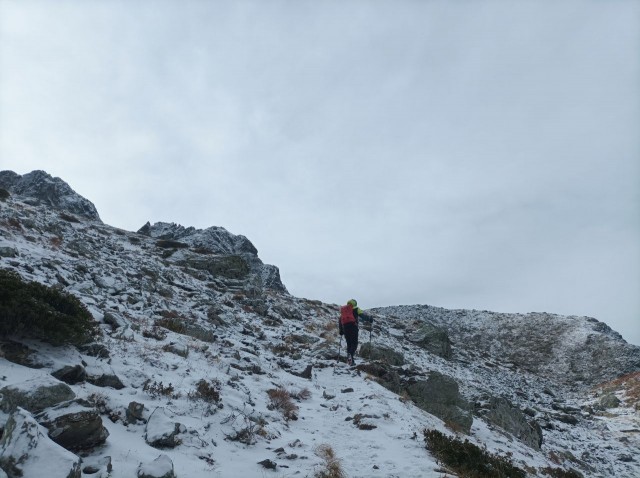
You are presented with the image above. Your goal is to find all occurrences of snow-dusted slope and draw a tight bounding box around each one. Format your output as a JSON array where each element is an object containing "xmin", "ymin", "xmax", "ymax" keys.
[
  {"xmin": 375, "ymin": 305, "xmax": 640, "ymax": 388},
  {"xmin": 0, "ymin": 172, "xmax": 638, "ymax": 478}
]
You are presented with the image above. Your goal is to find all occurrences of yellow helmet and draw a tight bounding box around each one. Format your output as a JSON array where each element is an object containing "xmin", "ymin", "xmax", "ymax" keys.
[{"xmin": 347, "ymin": 299, "xmax": 357, "ymax": 307}]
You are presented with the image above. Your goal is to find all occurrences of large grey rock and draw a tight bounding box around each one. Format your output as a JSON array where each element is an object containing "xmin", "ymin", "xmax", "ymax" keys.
[
  {"xmin": 127, "ymin": 401, "xmax": 146, "ymax": 424},
  {"xmin": 359, "ymin": 343, "xmax": 405, "ymax": 366},
  {"xmin": 37, "ymin": 403, "xmax": 109, "ymax": 451},
  {"xmin": 599, "ymin": 392, "xmax": 621, "ymax": 409},
  {"xmin": 137, "ymin": 454, "xmax": 176, "ymax": 478},
  {"xmin": 0, "ymin": 341, "xmax": 45, "ymax": 369},
  {"xmin": 145, "ymin": 409, "xmax": 185, "ymax": 449},
  {"xmin": 178, "ymin": 255, "xmax": 250, "ymax": 280},
  {"xmin": 86, "ymin": 373, "xmax": 125, "ymax": 390},
  {"xmin": 137, "ymin": 221, "xmax": 287, "ymax": 292},
  {"xmin": 0, "ymin": 408, "xmax": 82, "ymax": 478},
  {"xmin": 0, "ymin": 247, "xmax": 17, "ymax": 258},
  {"xmin": 407, "ymin": 322, "xmax": 452, "ymax": 359},
  {"xmin": 477, "ymin": 396, "xmax": 543, "ymax": 450},
  {"xmin": 0, "ymin": 377, "xmax": 75, "ymax": 414},
  {"xmin": 0, "ymin": 170, "xmax": 100, "ymax": 221},
  {"xmin": 406, "ymin": 372, "xmax": 473, "ymax": 433},
  {"xmin": 51, "ymin": 365, "xmax": 87, "ymax": 385}
]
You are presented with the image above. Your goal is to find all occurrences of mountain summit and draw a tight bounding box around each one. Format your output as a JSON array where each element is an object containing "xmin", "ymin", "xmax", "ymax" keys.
[
  {"xmin": 0, "ymin": 170, "xmax": 101, "ymax": 221},
  {"xmin": 0, "ymin": 170, "xmax": 638, "ymax": 478}
]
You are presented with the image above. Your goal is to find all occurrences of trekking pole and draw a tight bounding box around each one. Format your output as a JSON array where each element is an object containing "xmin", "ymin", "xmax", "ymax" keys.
[{"xmin": 337, "ymin": 336, "xmax": 342, "ymax": 363}]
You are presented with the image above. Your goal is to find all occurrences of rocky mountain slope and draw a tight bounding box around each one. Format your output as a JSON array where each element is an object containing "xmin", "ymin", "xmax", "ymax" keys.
[{"xmin": 0, "ymin": 170, "xmax": 638, "ymax": 478}]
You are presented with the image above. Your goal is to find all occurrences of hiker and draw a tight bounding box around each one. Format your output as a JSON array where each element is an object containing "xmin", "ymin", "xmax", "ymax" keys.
[{"xmin": 339, "ymin": 299, "xmax": 373, "ymax": 365}]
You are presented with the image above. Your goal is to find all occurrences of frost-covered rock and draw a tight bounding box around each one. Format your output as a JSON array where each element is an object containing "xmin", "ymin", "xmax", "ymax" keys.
[
  {"xmin": 126, "ymin": 401, "xmax": 146, "ymax": 424},
  {"xmin": 0, "ymin": 341, "xmax": 44, "ymax": 369},
  {"xmin": 137, "ymin": 221, "xmax": 287, "ymax": 292},
  {"xmin": 0, "ymin": 408, "xmax": 82, "ymax": 478},
  {"xmin": 406, "ymin": 322, "xmax": 452, "ymax": 359},
  {"xmin": 598, "ymin": 392, "xmax": 621, "ymax": 409},
  {"xmin": 0, "ymin": 170, "xmax": 100, "ymax": 221},
  {"xmin": 51, "ymin": 365, "xmax": 87, "ymax": 385},
  {"xmin": 137, "ymin": 454, "xmax": 176, "ymax": 478},
  {"xmin": 36, "ymin": 402, "xmax": 109, "ymax": 451},
  {"xmin": 406, "ymin": 371, "xmax": 473, "ymax": 433},
  {"xmin": 477, "ymin": 396, "xmax": 543, "ymax": 450},
  {"xmin": 359, "ymin": 343, "xmax": 405, "ymax": 366},
  {"xmin": 82, "ymin": 456, "xmax": 112, "ymax": 477},
  {"xmin": 0, "ymin": 376, "xmax": 75, "ymax": 414},
  {"xmin": 145, "ymin": 409, "xmax": 185, "ymax": 449},
  {"xmin": 378, "ymin": 305, "xmax": 640, "ymax": 386}
]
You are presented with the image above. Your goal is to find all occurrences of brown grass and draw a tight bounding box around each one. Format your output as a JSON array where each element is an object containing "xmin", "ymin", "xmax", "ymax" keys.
[
  {"xmin": 266, "ymin": 387, "xmax": 299, "ymax": 421},
  {"xmin": 595, "ymin": 371, "xmax": 640, "ymax": 405},
  {"xmin": 314, "ymin": 444, "xmax": 347, "ymax": 478}
]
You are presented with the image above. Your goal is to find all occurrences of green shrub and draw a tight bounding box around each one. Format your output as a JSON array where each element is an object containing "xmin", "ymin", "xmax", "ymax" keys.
[
  {"xmin": 424, "ymin": 428, "xmax": 526, "ymax": 478},
  {"xmin": 156, "ymin": 239, "xmax": 188, "ymax": 249},
  {"xmin": 0, "ymin": 188, "xmax": 9, "ymax": 201},
  {"xmin": 540, "ymin": 466, "xmax": 583, "ymax": 478},
  {"xmin": 189, "ymin": 379, "xmax": 222, "ymax": 403},
  {"xmin": 0, "ymin": 269, "xmax": 99, "ymax": 346}
]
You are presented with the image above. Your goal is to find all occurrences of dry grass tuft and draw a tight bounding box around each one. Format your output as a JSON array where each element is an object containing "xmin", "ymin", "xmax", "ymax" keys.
[
  {"xmin": 267, "ymin": 387, "xmax": 299, "ymax": 421},
  {"xmin": 314, "ymin": 444, "xmax": 347, "ymax": 478}
]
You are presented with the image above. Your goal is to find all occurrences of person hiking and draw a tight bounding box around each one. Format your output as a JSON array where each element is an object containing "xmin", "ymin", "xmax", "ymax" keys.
[{"xmin": 339, "ymin": 299, "xmax": 373, "ymax": 365}]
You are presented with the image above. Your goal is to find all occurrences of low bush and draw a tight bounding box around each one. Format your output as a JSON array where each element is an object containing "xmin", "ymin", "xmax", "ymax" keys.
[
  {"xmin": 0, "ymin": 269, "xmax": 98, "ymax": 346},
  {"xmin": 424, "ymin": 428, "xmax": 526, "ymax": 478},
  {"xmin": 142, "ymin": 380, "xmax": 181, "ymax": 400},
  {"xmin": 314, "ymin": 444, "xmax": 346, "ymax": 478},
  {"xmin": 189, "ymin": 379, "xmax": 222, "ymax": 403},
  {"xmin": 156, "ymin": 239, "xmax": 188, "ymax": 249},
  {"xmin": 0, "ymin": 188, "xmax": 9, "ymax": 201},
  {"xmin": 540, "ymin": 466, "xmax": 583, "ymax": 478},
  {"xmin": 267, "ymin": 387, "xmax": 298, "ymax": 421}
]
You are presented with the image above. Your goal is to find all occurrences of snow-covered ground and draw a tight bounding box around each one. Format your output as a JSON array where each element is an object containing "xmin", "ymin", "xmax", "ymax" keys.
[{"xmin": 1, "ymin": 189, "xmax": 639, "ymax": 478}]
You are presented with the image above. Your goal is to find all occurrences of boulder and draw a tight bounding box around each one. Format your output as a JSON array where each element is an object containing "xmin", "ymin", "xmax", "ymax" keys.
[
  {"xmin": 359, "ymin": 343, "xmax": 405, "ymax": 366},
  {"xmin": 145, "ymin": 409, "xmax": 185, "ymax": 449},
  {"xmin": 178, "ymin": 255, "xmax": 250, "ymax": 280},
  {"xmin": 52, "ymin": 365, "xmax": 87, "ymax": 385},
  {"xmin": 598, "ymin": 392, "xmax": 621, "ymax": 409},
  {"xmin": 86, "ymin": 373, "xmax": 125, "ymax": 390},
  {"xmin": 127, "ymin": 401, "xmax": 146, "ymax": 424},
  {"xmin": 406, "ymin": 322, "xmax": 452, "ymax": 359},
  {"xmin": 0, "ymin": 247, "xmax": 17, "ymax": 258},
  {"xmin": 0, "ymin": 341, "xmax": 45, "ymax": 369},
  {"xmin": 0, "ymin": 408, "xmax": 82, "ymax": 478},
  {"xmin": 406, "ymin": 371, "xmax": 473, "ymax": 433},
  {"xmin": 0, "ymin": 377, "xmax": 75, "ymax": 414},
  {"xmin": 137, "ymin": 454, "xmax": 175, "ymax": 478},
  {"xmin": 476, "ymin": 396, "xmax": 543, "ymax": 450},
  {"xmin": 82, "ymin": 456, "xmax": 112, "ymax": 476},
  {"xmin": 37, "ymin": 403, "xmax": 109, "ymax": 451},
  {"xmin": 102, "ymin": 311, "xmax": 129, "ymax": 331},
  {"xmin": 357, "ymin": 362, "xmax": 403, "ymax": 394}
]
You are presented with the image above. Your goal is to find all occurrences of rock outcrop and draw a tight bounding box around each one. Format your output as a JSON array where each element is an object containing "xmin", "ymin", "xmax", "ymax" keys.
[
  {"xmin": 138, "ymin": 221, "xmax": 287, "ymax": 292},
  {"xmin": 0, "ymin": 170, "xmax": 100, "ymax": 221},
  {"xmin": 0, "ymin": 408, "xmax": 82, "ymax": 478},
  {"xmin": 0, "ymin": 377, "xmax": 75, "ymax": 414}
]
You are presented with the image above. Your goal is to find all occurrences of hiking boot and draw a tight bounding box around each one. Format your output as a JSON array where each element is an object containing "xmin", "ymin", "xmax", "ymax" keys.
[{"xmin": 347, "ymin": 357, "xmax": 352, "ymax": 366}]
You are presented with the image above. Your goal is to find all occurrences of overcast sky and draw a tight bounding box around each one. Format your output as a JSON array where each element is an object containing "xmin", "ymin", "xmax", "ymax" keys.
[{"xmin": 1, "ymin": 0, "xmax": 639, "ymax": 345}]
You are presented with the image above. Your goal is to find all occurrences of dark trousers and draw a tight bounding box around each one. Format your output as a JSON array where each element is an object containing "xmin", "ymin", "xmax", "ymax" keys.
[{"xmin": 343, "ymin": 323, "xmax": 359, "ymax": 358}]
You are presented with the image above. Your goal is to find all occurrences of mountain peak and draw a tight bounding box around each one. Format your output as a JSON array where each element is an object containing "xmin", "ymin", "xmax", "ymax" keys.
[{"xmin": 0, "ymin": 170, "xmax": 101, "ymax": 221}]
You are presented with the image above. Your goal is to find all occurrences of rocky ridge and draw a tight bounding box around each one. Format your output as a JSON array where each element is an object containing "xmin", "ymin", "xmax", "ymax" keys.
[{"xmin": 0, "ymin": 170, "xmax": 638, "ymax": 478}]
